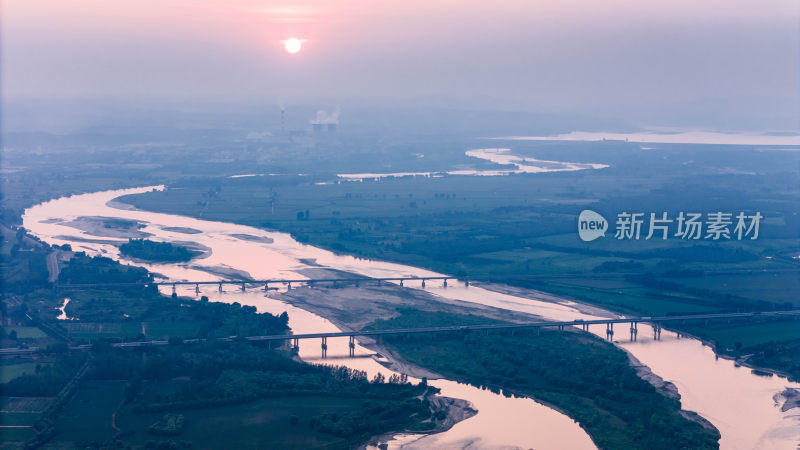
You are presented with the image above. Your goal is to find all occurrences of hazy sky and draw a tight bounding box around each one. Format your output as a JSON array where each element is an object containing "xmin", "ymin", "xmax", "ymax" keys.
[{"xmin": 2, "ymin": 0, "xmax": 799, "ymax": 130}]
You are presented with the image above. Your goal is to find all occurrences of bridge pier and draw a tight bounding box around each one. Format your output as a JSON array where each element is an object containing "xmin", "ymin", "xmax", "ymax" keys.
[
  {"xmin": 354, "ymin": 280, "xmax": 359, "ymax": 288},
  {"xmin": 606, "ymin": 323, "xmax": 614, "ymax": 340},
  {"xmin": 421, "ymin": 279, "xmax": 426, "ymax": 288},
  {"xmin": 287, "ymin": 282, "xmax": 292, "ymax": 290},
  {"xmin": 264, "ymin": 282, "xmax": 269, "ymax": 291},
  {"xmin": 219, "ymin": 283, "xmax": 223, "ymax": 293},
  {"xmin": 630, "ymin": 322, "xmax": 638, "ymax": 342},
  {"xmin": 464, "ymin": 279, "xmax": 469, "ymax": 287},
  {"xmin": 443, "ymin": 279, "xmax": 447, "ymax": 288},
  {"xmin": 558, "ymin": 324, "xmax": 564, "ymax": 333},
  {"xmin": 349, "ymin": 336, "xmax": 355, "ymax": 357},
  {"xmin": 240, "ymin": 282, "xmax": 246, "ymax": 292},
  {"xmin": 195, "ymin": 284, "xmax": 200, "ymax": 294},
  {"xmin": 292, "ymin": 338, "xmax": 299, "ymax": 353},
  {"xmin": 172, "ymin": 284, "xmax": 176, "ymax": 295},
  {"xmin": 321, "ymin": 337, "xmax": 327, "ymax": 359},
  {"xmin": 653, "ymin": 323, "xmax": 662, "ymax": 340},
  {"xmin": 399, "ymin": 280, "xmax": 403, "ymax": 287}
]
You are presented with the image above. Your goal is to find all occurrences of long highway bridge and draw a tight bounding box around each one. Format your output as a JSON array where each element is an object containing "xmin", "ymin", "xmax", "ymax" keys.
[
  {"xmin": 55, "ymin": 276, "xmax": 463, "ymax": 293},
  {"xmin": 4, "ymin": 310, "xmax": 798, "ymax": 358}
]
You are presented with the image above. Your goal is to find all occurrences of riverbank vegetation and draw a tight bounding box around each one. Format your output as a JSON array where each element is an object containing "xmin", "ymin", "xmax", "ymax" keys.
[
  {"xmin": 119, "ymin": 238, "xmax": 200, "ymax": 263},
  {"xmin": 368, "ymin": 308, "xmax": 720, "ymax": 450},
  {"xmin": 83, "ymin": 340, "xmax": 437, "ymax": 449}
]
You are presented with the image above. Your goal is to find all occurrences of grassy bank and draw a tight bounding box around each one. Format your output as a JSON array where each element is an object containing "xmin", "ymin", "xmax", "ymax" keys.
[{"xmin": 368, "ymin": 309, "xmax": 720, "ymax": 450}]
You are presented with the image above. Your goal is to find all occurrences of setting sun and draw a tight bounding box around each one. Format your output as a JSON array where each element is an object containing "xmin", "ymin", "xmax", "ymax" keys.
[{"xmin": 284, "ymin": 38, "xmax": 302, "ymax": 54}]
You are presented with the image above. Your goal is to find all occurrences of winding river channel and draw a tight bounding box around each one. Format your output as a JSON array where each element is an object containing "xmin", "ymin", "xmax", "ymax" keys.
[{"xmin": 23, "ymin": 187, "xmax": 800, "ymax": 449}]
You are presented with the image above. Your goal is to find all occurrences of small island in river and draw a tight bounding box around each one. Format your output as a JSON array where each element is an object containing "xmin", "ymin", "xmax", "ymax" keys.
[{"xmin": 119, "ymin": 238, "xmax": 201, "ymax": 263}]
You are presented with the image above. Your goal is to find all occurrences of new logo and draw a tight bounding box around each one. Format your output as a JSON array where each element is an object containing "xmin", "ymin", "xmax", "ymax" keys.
[{"xmin": 578, "ymin": 210, "xmax": 607, "ymax": 242}]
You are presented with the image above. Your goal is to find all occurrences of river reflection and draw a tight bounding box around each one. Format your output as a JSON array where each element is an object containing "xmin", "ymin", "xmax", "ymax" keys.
[{"xmin": 22, "ymin": 187, "xmax": 800, "ymax": 449}]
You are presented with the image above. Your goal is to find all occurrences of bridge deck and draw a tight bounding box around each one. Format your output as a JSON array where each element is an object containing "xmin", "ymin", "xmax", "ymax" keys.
[
  {"xmin": 56, "ymin": 276, "xmax": 455, "ymax": 288},
  {"xmin": 2, "ymin": 310, "xmax": 797, "ymax": 356},
  {"xmin": 242, "ymin": 310, "xmax": 800, "ymax": 341}
]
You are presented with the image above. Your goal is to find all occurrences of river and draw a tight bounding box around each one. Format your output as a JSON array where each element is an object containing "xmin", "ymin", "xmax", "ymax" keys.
[
  {"xmin": 22, "ymin": 187, "xmax": 800, "ymax": 449},
  {"xmin": 336, "ymin": 148, "xmax": 609, "ymax": 181}
]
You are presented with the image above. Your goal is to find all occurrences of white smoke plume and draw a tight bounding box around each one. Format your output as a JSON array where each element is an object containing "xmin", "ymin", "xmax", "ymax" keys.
[{"xmin": 310, "ymin": 108, "xmax": 340, "ymax": 124}]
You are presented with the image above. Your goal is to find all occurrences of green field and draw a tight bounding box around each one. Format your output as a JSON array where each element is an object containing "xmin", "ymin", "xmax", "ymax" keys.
[
  {"xmin": 63, "ymin": 321, "xmax": 203, "ymax": 341},
  {"xmin": 117, "ymin": 396, "xmax": 373, "ymax": 449},
  {"xmin": 669, "ymin": 272, "xmax": 800, "ymax": 307},
  {"xmin": 51, "ymin": 380, "xmax": 127, "ymax": 444},
  {"xmin": 540, "ymin": 281, "xmax": 722, "ymax": 316},
  {"xmin": 682, "ymin": 320, "xmax": 800, "ymax": 350},
  {"xmin": 0, "ymin": 361, "xmax": 52, "ymax": 383},
  {"xmin": 0, "ymin": 396, "xmax": 52, "ymax": 413},
  {"xmin": 3, "ymin": 327, "xmax": 48, "ymax": 340},
  {"xmin": 0, "ymin": 396, "xmax": 51, "ymax": 444},
  {"xmin": 0, "ymin": 426, "xmax": 37, "ymax": 443}
]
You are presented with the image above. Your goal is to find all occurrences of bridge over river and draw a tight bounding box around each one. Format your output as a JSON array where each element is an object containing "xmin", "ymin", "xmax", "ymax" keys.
[
  {"xmin": 4, "ymin": 310, "xmax": 798, "ymax": 358},
  {"xmin": 56, "ymin": 276, "xmax": 461, "ymax": 293}
]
